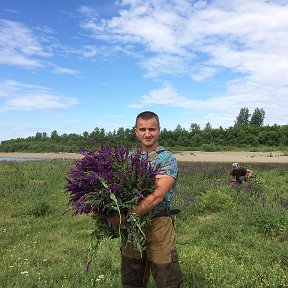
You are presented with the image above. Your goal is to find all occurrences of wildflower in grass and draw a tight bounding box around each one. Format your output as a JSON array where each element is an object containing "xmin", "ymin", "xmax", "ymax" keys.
[
  {"xmin": 246, "ymin": 185, "xmax": 253, "ymax": 192},
  {"xmin": 96, "ymin": 274, "xmax": 105, "ymax": 281},
  {"xmin": 65, "ymin": 144, "xmax": 160, "ymax": 269}
]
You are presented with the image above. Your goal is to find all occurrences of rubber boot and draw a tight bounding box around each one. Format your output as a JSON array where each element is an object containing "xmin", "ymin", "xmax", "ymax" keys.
[
  {"xmin": 150, "ymin": 250, "xmax": 184, "ymax": 288},
  {"xmin": 121, "ymin": 255, "xmax": 150, "ymax": 288}
]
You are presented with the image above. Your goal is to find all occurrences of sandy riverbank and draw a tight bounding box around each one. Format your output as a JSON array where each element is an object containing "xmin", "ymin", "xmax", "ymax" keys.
[
  {"xmin": 0, "ymin": 151, "xmax": 287, "ymax": 163},
  {"xmin": 174, "ymin": 151, "xmax": 288, "ymax": 163}
]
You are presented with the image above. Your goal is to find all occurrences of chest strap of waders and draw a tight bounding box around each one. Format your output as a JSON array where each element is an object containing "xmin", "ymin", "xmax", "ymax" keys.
[{"xmin": 147, "ymin": 148, "xmax": 165, "ymax": 162}]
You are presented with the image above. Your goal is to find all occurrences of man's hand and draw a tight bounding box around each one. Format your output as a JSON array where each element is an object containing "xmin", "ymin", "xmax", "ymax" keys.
[
  {"xmin": 108, "ymin": 174, "xmax": 175, "ymax": 223},
  {"xmin": 246, "ymin": 168, "xmax": 253, "ymax": 177},
  {"xmin": 107, "ymin": 214, "xmax": 126, "ymax": 226}
]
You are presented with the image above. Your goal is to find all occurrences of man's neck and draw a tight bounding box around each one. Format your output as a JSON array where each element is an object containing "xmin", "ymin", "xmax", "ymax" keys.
[{"xmin": 141, "ymin": 144, "xmax": 159, "ymax": 154}]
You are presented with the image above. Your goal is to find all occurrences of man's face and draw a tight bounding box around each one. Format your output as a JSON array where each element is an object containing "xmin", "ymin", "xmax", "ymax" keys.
[{"xmin": 135, "ymin": 117, "xmax": 160, "ymax": 151}]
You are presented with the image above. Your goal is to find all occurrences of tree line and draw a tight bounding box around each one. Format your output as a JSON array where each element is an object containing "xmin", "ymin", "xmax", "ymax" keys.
[{"xmin": 0, "ymin": 107, "xmax": 287, "ymax": 153}]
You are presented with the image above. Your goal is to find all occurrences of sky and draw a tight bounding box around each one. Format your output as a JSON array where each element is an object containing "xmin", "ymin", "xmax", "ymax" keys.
[{"xmin": 1, "ymin": 0, "xmax": 288, "ymax": 141}]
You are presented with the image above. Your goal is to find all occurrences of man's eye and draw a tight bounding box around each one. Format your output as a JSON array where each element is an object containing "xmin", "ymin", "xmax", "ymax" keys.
[{"xmin": 138, "ymin": 128, "xmax": 156, "ymax": 132}]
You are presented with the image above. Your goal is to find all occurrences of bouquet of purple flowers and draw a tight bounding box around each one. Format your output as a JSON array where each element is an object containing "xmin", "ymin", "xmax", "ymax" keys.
[{"xmin": 65, "ymin": 144, "xmax": 159, "ymax": 268}]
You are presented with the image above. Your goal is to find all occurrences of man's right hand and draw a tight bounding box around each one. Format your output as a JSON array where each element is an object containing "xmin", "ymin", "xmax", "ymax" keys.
[{"xmin": 107, "ymin": 214, "xmax": 126, "ymax": 226}]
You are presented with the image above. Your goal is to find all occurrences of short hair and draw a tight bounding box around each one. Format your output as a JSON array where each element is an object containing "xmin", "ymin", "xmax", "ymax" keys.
[
  {"xmin": 135, "ymin": 111, "xmax": 160, "ymax": 128},
  {"xmin": 232, "ymin": 162, "xmax": 240, "ymax": 169}
]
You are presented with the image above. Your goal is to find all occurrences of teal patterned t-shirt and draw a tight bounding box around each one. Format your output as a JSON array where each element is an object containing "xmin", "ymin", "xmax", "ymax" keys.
[{"xmin": 141, "ymin": 146, "xmax": 178, "ymax": 209}]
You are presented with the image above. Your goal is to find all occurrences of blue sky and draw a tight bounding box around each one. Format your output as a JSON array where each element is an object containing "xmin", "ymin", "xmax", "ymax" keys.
[{"xmin": 1, "ymin": 0, "xmax": 287, "ymax": 141}]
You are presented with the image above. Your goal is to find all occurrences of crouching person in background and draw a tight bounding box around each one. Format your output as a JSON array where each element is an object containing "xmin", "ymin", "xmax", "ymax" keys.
[{"xmin": 230, "ymin": 162, "xmax": 253, "ymax": 184}]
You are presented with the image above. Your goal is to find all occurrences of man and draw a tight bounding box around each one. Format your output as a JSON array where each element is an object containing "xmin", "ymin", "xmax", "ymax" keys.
[
  {"xmin": 230, "ymin": 162, "xmax": 253, "ymax": 184},
  {"xmin": 109, "ymin": 111, "xmax": 184, "ymax": 288}
]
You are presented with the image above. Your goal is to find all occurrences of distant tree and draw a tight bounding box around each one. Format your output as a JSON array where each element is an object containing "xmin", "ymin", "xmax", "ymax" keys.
[
  {"xmin": 51, "ymin": 130, "xmax": 59, "ymax": 141},
  {"xmin": 235, "ymin": 107, "xmax": 250, "ymax": 126},
  {"xmin": 34, "ymin": 132, "xmax": 43, "ymax": 140},
  {"xmin": 160, "ymin": 128, "xmax": 174, "ymax": 145},
  {"xmin": 175, "ymin": 124, "xmax": 183, "ymax": 132},
  {"xmin": 259, "ymin": 131, "xmax": 279, "ymax": 146},
  {"xmin": 124, "ymin": 128, "xmax": 135, "ymax": 142},
  {"xmin": 190, "ymin": 123, "xmax": 200, "ymax": 132},
  {"xmin": 250, "ymin": 108, "xmax": 265, "ymax": 127},
  {"xmin": 116, "ymin": 127, "xmax": 125, "ymax": 137},
  {"xmin": 83, "ymin": 131, "xmax": 89, "ymax": 138},
  {"xmin": 191, "ymin": 134, "xmax": 203, "ymax": 147},
  {"xmin": 90, "ymin": 127, "xmax": 105, "ymax": 143},
  {"xmin": 204, "ymin": 122, "xmax": 212, "ymax": 130}
]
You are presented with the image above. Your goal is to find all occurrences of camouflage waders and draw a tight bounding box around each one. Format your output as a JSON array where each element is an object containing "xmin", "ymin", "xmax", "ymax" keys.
[{"xmin": 121, "ymin": 216, "xmax": 184, "ymax": 288}]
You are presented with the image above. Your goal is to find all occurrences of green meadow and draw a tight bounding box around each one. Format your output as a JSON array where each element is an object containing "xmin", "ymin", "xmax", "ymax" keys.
[{"xmin": 0, "ymin": 160, "xmax": 287, "ymax": 287}]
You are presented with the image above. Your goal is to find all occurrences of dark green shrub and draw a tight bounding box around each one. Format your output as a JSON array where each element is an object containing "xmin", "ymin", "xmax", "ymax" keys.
[
  {"xmin": 27, "ymin": 200, "xmax": 53, "ymax": 217},
  {"xmin": 200, "ymin": 144, "xmax": 219, "ymax": 152}
]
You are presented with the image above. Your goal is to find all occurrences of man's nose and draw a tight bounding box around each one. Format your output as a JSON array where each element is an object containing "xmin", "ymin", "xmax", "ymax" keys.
[{"xmin": 144, "ymin": 130, "xmax": 151, "ymax": 137}]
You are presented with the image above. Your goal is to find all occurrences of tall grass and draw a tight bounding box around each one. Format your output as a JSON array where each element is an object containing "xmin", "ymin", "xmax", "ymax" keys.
[{"xmin": 0, "ymin": 160, "xmax": 287, "ymax": 287}]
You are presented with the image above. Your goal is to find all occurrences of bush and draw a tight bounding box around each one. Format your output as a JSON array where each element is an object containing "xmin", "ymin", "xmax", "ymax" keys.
[
  {"xmin": 27, "ymin": 200, "xmax": 53, "ymax": 217},
  {"xmin": 200, "ymin": 144, "xmax": 220, "ymax": 152}
]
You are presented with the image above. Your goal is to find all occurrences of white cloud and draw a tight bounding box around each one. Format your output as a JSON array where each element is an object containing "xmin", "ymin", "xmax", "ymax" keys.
[
  {"xmin": 52, "ymin": 66, "xmax": 81, "ymax": 75},
  {"xmin": 129, "ymin": 81, "xmax": 288, "ymax": 127},
  {"xmin": 0, "ymin": 19, "xmax": 50, "ymax": 68},
  {"xmin": 0, "ymin": 80, "xmax": 79, "ymax": 112},
  {"xmin": 78, "ymin": 5, "xmax": 99, "ymax": 18},
  {"xmin": 134, "ymin": 84, "xmax": 195, "ymax": 108},
  {"xmin": 0, "ymin": 19, "xmax": 84, "ymax": 77},
  {"xmin": 81, "ymin": 0, "xmax": 288, "ymax": 76},
  {"xmin": 81, "ymin": 0, "xmax": 288, "ymax": 126}
]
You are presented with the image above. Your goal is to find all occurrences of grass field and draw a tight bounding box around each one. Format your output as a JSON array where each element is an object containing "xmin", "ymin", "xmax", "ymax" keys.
[{"xmin": 0, "ymin": 160, "xmax": 287, "ymax": 287}]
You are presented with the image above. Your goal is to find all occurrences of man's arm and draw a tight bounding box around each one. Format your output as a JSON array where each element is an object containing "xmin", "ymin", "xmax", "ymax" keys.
[
  {"xmin": 133, "ymin": 174, "xmax": 175, "ymax": 216},
  {"xmin": 246, "ymin": 168, "xmax": 253, "ymax": 177},
  {"xmin": 108, "ymin": 174, "xmax": 175, "ymax": 225}
]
